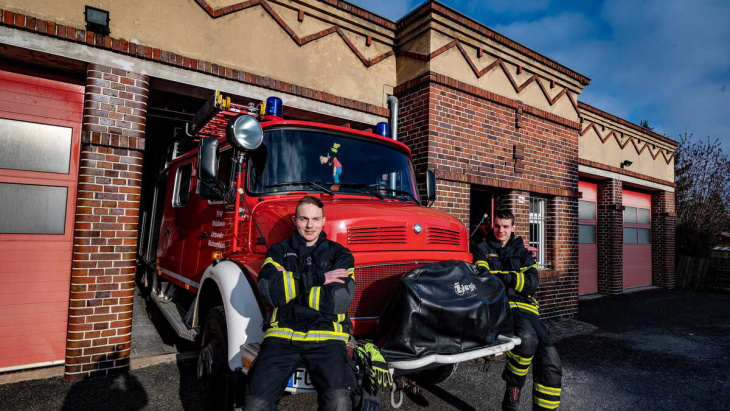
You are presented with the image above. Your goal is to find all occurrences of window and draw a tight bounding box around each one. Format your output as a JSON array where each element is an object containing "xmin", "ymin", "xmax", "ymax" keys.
[
  {"xmin": 529, "ymin": 197, "xmax": 548, "ymax": 268},
  {"xmin": 623, "ymin": 206, "xmax": 651, "ymax": 244},
  {"xmin": 579, "ymin": 199, "xmax": 597, "ymax": 244},
  {"xmin": 0, "ymin": 182, "xmax": 67, "ymax": 234},
  {"xmin": 0, "ymin": 118, "xmax": 72, "ymax": 174},
  {"xmin": 173, "ymin": 162, "xmax": 193, "ymax": 208},
  {"xmin": 579, "ymin": 225, "xmax": 596, "ymax": 244}
]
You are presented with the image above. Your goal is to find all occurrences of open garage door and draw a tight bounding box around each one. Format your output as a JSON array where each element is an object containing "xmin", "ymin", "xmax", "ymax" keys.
[
  {"xmin": 0, "ymin": 70, "xmax": 83, "ymax": 371},
  {"xmin": 623, "ymin": 189, "xmax": 652, "ymax": 289}
]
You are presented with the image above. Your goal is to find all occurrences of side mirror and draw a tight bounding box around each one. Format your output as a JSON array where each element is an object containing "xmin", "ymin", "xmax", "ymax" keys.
[
  {"xmin": 425, "ymin": 169, "xmax": 436, "ymax": 206},
  {"xmin": 197, "ymin": 138, "xmax": 225, "ymax": 200},
  {"xmin": 198, "ymin": 138, "xmax": 219, "ymax": 182}
]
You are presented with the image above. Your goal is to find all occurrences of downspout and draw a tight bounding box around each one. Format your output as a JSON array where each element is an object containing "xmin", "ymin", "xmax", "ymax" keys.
[
  {"xmin": 387, "ymin": 95, "xmax": 399, "ymax": 192},
  {"xmin": 387, "ymin": 95, "xmax": 398, "ymax": 141}
]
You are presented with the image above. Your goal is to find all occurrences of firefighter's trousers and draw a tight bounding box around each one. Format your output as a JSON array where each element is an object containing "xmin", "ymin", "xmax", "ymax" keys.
[
  {"xmin": 244, "ymin": 338, "xmax": 357, "ymax": 411},
  {"xmin": 502, "ymin": 310, "xmax": 563, "ymax": 410}
]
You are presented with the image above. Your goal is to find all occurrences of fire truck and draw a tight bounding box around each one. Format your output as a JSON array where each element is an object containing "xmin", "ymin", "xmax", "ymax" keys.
[{"xmin": 137, "ymin": 92, "xmax": 518, "ymax": 409}]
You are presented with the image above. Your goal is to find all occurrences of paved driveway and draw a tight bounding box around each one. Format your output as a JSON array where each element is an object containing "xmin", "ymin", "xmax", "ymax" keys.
[{"xmin": 1, "ymin": 288, "xmax": 728, "ymax": 410}]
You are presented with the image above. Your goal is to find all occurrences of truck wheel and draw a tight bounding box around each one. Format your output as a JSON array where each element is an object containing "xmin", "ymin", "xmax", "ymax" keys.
[
  {"xmin": 198, "ymin": 306, "xmax": 235, "ymax": 410},
  {"xmin": 410, "ymin": 363, "xmax": 459, "ymax": 386}
]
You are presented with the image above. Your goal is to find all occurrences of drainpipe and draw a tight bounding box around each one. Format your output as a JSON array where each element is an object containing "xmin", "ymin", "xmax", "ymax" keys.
[
  {"xmin": 387, "ymin": 95, "xmax": 399, "ymax": 191},
  {"xmin": 387, "ymin": 95, "xmax": 398, "ymax": 141}
]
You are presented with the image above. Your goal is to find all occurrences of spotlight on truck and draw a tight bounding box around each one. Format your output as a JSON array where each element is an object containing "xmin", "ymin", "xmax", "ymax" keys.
[{"xmin": 227, "ymin": 114, "xmax": 263, "ymax": 151}]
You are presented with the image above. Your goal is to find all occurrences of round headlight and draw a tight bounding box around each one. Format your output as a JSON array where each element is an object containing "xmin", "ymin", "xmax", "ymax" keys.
[{"xmin": 226, "ymin": 114, "xmax": 263, "ymax": 151}]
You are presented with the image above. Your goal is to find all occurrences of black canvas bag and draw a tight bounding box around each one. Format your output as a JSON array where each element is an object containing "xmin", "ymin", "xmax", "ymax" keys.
[{"xmin": 377, "ymin": 260, "xmax": 511, "ymax": 362}]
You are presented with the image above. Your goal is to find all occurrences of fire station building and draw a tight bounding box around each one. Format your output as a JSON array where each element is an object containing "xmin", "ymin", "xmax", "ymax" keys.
[{"xmin": 0, "ymin": 0, "xmax": 676, "ymax": 378}]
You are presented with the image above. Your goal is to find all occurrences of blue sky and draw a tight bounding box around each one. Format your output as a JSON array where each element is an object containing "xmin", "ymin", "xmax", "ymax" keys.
[{"xmin": 349, "ymin": 0, "xmax": 730, "ymax": 151}]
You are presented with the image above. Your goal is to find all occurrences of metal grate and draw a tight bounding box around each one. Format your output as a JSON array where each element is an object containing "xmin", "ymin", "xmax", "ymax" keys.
[
  {"xmin": 348, "ymin": 262, "xmax": 432, "ymax": 319},
  {"xmin": 426, "ymin": 227, "xmax": 461, "ymax": 246},
  {"xmin": 347, "ymin": 225, "xmax": 407, "ymax": 245},
  {"xmin": 529, "ymin": 197, "xmax": 548, "ymax": 268}
]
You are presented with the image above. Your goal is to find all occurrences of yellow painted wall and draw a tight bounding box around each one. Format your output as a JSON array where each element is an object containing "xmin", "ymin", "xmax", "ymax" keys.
[
  {"xmin": 579, "ymin": 113, "xmax": 675, "ymax": 183},
  {"xmin": 3, "ymin": 0, "xmax": 395, "ymax": 107}
]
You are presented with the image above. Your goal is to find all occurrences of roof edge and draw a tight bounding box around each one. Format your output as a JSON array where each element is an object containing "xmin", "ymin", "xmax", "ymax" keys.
[
  {"xmin": 397, "ymin": 1, "xmax": 591, "ymax": 86},
  {"xmin": 578, "ymin": 102, "xmax": 679, "ymax": 147},
  {"xmin": 317, "ymin": 0, "xmax": 396, "ymax": 29}
]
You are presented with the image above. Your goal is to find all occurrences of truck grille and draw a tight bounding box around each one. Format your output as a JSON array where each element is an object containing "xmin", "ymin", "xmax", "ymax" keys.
[
  {"xmin": 426, "ymin": 227, "xmax": 461, "ymax": 246},
  {"xmin": 347, "ymin": 225, "xmax": 407, "ymax": 245},
  {"xmin": 348, "ymin": 262, "xmax": 432, "ymax": 319}
]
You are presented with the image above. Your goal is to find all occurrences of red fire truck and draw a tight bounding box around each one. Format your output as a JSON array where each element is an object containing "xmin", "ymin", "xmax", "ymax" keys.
[{"xmin": 137, "ymin": 92, "xmax": 518, "ymax": 409}]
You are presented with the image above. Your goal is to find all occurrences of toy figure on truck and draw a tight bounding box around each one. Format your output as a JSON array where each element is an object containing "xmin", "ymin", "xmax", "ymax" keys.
[{"xmin": 137, "ymin": 92, "xmax": 519, "ymax": 409}]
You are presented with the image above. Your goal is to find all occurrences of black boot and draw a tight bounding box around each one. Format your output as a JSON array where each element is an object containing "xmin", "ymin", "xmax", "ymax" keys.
[{"xmin": 501, "ymin": 385, "xmax": 521, "ymax": 411}]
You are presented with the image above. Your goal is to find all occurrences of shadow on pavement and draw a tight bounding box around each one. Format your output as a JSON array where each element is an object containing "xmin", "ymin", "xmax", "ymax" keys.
[{"xmin": 61, "ymin": 373, "xmax": 148, "ymax": 411}]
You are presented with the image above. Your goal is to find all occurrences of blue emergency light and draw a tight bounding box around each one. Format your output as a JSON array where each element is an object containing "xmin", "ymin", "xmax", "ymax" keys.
[
  {"xmin": 375, "ymin": 122, "xmax": 390, "ymax": 138},
  {"xmin": 265, "ymin": 97, "xmax": 283, "ymax": 118}
]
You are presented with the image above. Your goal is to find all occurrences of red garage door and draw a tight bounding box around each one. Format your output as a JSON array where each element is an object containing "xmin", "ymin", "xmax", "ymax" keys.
[
  {"xmin": 579, "ymin": 181, "xmax": 598, "ymax": 295},
  {"xmin": 0, "ymin": 71, "xmax": 83, "ymax": 371},
  {"xmin": 623, "ymin": 189, "xmax": 652, "ymax": 289}
]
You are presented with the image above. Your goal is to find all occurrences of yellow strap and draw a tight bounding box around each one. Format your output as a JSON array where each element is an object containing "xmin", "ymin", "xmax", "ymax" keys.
[
  {"xmin": 506, "ymin": 351, "xmax": 533, "ymax": 365},
  {"xmin": 535, "ymin": 383, "xmax": 562, "ymax": 396},
  {"xmin": 347, "ymin": 267, "xmax": 355, "ymax": 281},
  {"xmin": 308, "ymin": 286, "xmax": 321, "ymax": 311},
  {"xmin": 509, "ymin": 301, "xmax": 540, "ymax": 316},
  {"xmin": 515, "ymin": 271, "xmax": 524, "ymax": 292},
  {"xmin": 282, "ymin": 271, "xmax": 296, "ymax": 303},
  {"xmin": 505, "ymin": 361, "xmax": 530, "ymax": 376},
  {"xmin": 534, "ymin": 397, "xmax": 560, "ymax": 409},
  {"xmin": 263, "ymin": 257, "xmax": 283, "ymax": 270},
  {"xmin": 270, "ymin": 307, "xmax": 278, "ymax": 328},
  {"xmin": 337, "ymin": 313, "xmax": 345, "ymax": 322},
  {"xmin": 264, "ymin": 327, "xmax": 349, "ymax": 342}
]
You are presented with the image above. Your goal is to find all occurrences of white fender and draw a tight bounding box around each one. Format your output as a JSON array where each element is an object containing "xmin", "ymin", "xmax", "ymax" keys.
[{"xmin": 199, "ymin": 260, "xmax": 264, "ymax": 371}]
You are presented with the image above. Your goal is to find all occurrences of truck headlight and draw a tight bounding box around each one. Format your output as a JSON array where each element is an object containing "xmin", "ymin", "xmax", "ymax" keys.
[{"xmin": 227, "ymin": 114, "xmax": 263, "ymax": 151}]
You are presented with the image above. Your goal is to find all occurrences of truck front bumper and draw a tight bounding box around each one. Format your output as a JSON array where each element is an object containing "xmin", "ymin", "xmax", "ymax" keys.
[{"xmin": 388, "ymin": 334, "xmax": 521, "ymax": 371}]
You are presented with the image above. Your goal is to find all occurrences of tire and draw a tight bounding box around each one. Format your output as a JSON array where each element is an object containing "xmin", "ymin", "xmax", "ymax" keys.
[
  {"xmin": 410, "ymin": 363, "xmax": 459, "ymax": 386},
  {"xmin": 198, "ymin": 306, "xmax": 235, "ymax": 410}
]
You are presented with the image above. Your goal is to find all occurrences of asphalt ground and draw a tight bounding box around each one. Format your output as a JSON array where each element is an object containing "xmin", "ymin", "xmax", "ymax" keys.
[{"xmin": 1, "ymin": 288, "xmax": 728, "ymax": 410}]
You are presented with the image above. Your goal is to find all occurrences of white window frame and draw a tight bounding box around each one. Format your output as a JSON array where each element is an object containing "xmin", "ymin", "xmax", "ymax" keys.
[{"xmin": 529, "ymin": 197, "xmax": 549, "ymax": 268}]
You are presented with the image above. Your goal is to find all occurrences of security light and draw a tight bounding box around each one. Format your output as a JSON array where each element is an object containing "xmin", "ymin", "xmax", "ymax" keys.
[
  {"xmin": 620, "ymin": 160, "xmax": 633, "ymax": 169},
  {"xmin": 85, "ymin": 6, "xmax": 110, "ymax": 35}
]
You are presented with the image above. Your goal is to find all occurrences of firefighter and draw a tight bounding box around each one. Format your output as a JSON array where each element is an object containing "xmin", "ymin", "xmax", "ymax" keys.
[
  {"xmin": 473, "ymin": 209, "xmax": 562, "ymax": 411},
  {"xmin": 244, "ymin": 196, "xmax": 357, "ymax": 411}
]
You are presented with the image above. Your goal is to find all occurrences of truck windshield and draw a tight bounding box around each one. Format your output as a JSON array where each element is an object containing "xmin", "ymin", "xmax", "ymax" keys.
[{"xmin": 247, "ymin": 128, "xmax": 420, "ymax": 203}]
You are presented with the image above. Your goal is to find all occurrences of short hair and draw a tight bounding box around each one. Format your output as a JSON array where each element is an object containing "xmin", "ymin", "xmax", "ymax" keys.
[
  {"xmin": 296, "ymin": 195, "xmax": 324, "ymax": 215},
  {"xmin": 493, "ymin": 209, "xmax": 515, "ymax": 225}
]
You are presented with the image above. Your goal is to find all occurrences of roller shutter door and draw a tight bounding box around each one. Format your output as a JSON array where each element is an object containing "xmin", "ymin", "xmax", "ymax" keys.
[{"xmin": 0, "ymin": 70, "xmax": 83, "ymax": 371}]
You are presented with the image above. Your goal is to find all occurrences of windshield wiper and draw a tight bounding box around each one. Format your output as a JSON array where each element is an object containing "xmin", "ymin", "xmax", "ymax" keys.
[
  {"xmin": 334, "ymin": 183, "xmax": 384, "ymax": 199},
  {"xmin": 264, "ymin": 181, "xmax": 334, "ymax": 195},
  {"xmin": 382, "ymin": 188, "xmax": 420, "ymax": 204}
]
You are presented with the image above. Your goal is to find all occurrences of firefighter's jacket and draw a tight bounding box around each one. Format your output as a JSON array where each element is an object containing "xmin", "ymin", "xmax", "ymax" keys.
[
  {"xmin": 473, "ymin": 234, "xmax": 540, "ymax": 316},
  {"xmin": 257, "ymin": 231, "xmax": 355, "ymax": 344}
]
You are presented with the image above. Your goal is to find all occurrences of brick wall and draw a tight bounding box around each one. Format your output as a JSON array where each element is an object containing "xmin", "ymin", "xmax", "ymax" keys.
[
  {"xmin": 652, "ymin": 190, "xmax": 676, "ymax": 288},
  {"xmin": 397, "ymin": 78, "xmax": 580, "ymax": 318},
  {"xmin": 432, "ymin": 179, "xmax": 470, "ymax": 226},
  {"xmin": 65, "ymin": 64, "xmax": 148, "ymax": 380},
  {"xmin": 597, "ymin": 179, "xmax": 623, "ymax": 293}
]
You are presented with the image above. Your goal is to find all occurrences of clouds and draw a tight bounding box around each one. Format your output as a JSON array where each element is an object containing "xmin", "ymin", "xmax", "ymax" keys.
[{"xmin": 351, "ymin": 0, "xmax": 730, "ymax": 148}]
